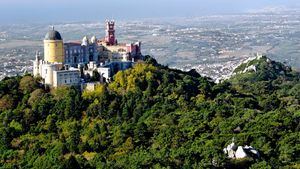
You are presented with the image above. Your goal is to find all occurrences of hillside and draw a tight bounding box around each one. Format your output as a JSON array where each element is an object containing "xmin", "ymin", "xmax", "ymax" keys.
[{"xmin": 0, "ymin": 56, "xmax": 299, "ymax": 168}]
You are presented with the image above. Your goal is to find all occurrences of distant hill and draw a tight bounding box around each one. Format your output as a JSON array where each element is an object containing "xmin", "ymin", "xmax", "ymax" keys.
[
  {"xmin": 232, "ymin": 55, "xmax": 297, "ymax": 81},
  {"xmin": 0, "ymin": 56, "xmax": 299, "ymax": 168}
]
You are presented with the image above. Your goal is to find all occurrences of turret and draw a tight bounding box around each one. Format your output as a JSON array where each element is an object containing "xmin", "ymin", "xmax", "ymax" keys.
[
  {"xmin": 81, "ymin": 36, "xmax": 89, "ymax": 46},
  {"xmin": 33, "ymin": 51, "xmax": 41, "ymax": 77},
  {"xmin": 91, "ymin": 36, "xmax": 97, "ymax": 44},
  {"xmin": 35, "ymin": 51, "xmax": 40, "ymax": 61}
]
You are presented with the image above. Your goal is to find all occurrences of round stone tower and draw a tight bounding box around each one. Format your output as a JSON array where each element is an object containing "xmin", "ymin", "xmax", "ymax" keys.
[{"xmin": 44, "ymin": 27, "xmax": 64, "ymax": 63}]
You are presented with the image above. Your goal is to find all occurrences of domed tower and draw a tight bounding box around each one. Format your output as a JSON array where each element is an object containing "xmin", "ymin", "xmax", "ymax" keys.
[{"xmin": 44, "ymin": 27, "xmax": 65, "ymax": 63}]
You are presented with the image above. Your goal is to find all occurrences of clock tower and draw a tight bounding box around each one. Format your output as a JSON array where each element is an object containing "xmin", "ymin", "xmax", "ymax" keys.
[{"xmin": 105, "ymin": 20, "xmax": 117, "ymax": 46}]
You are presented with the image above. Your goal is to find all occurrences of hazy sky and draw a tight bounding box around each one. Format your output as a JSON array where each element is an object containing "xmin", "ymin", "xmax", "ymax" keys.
[{"xmin": 0, "ymin": 0, "xmax": 299, "ymax": 24}]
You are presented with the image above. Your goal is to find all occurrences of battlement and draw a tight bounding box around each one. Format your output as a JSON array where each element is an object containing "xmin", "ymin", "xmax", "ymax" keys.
[{"xmin": 106, "ymin": 20, "xmax": 115, "ymax": 27}]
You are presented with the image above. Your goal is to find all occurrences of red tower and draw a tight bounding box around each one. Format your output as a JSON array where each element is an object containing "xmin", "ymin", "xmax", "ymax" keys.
[{"xmin": 105, "ymin": 20, "xmax": 116, "ymax": 45}]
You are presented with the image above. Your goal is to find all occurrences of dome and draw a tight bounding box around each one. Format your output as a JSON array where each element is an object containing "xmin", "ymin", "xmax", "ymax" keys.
[
  {"xmin": 81, "ymin": 36, "xmax": 89, "ymax": 46},
  {"xmin": 91, "ymin": 36, "xmax": 97, "ymax": 43},
  {"xmin": 45, "ymin": 29, "xmax": 62, "ymax": 40}
]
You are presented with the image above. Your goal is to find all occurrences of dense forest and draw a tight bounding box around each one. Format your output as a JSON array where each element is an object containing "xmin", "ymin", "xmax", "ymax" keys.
[{"xmin": 0, "ymin": 56, "xmax": 299, "ymax": 168}]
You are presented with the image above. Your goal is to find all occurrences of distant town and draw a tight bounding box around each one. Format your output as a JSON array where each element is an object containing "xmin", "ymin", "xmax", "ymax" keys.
[{"xmin": 0, "ymin": 9, "xmax": 300, "ymax": 81}]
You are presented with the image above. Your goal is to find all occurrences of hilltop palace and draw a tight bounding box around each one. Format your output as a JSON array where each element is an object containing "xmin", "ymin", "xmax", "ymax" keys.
[{"xmin": 33, "ymin": 20, "xmax": 142, "ymax": 88}]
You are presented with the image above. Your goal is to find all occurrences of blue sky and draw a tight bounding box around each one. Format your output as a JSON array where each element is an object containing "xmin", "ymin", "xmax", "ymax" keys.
[{"xmin": 0, "ymin": 0, "xmax": 299, "ymax": 24}]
